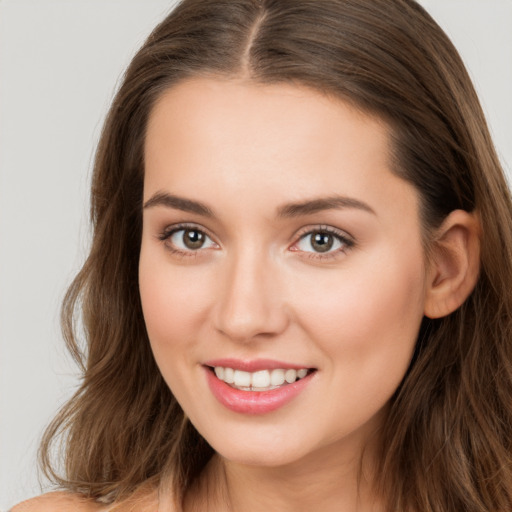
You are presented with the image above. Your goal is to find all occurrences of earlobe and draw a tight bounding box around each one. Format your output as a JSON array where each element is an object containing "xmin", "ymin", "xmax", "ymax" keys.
[{"xmin": 424, "ymin": 210, "xmax": 481, "ymax": 319}]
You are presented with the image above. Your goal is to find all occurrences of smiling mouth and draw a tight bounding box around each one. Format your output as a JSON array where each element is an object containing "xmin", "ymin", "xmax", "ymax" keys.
[{"xmin": 207, "ymin": 366, "xmax": 316, "ymax": 392}]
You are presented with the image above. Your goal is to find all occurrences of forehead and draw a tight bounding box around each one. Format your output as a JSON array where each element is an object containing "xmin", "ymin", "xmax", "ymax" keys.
[
  {"xmin": 143, "ymin": 77, "xmax": 417, "ymax": 222},
  {"xmin": 145, "ymin": 77, "xmax": 389, "ymax": 166}
]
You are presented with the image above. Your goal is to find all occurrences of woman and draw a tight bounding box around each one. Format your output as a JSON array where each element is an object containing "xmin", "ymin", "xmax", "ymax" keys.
[{"xmin": 13, "ymin": 0, "xmax": 512, "ymax": 510}]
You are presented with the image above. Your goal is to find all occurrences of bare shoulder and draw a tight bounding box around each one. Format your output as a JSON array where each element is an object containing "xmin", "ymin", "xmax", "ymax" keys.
[
  {"xmin": 10, "ymin": 485, "xmax": 168, "ymax": 512},
  {"xmin": 10, "ymin": 492, "xmax": 106, "ymax": 512}
]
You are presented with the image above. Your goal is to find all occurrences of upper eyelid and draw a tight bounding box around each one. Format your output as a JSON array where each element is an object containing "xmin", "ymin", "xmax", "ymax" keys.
[
  {"xmin": 289, "ymin": 226, "xmax": 355, "ymax": 259},
  {"xmin": 293, "ymin": 224, "xmax": 354, "ymax": 242},
  {"xmin": 158, "ymin": 224, "xmax": 218, "ymax": 256},
  {"xmin": 157, "ymin": 222, "xmax": 354, "ymax": 248},
  {"xmin": 159, "ymin": 222, "xmax": 217, "ymax": 241}
]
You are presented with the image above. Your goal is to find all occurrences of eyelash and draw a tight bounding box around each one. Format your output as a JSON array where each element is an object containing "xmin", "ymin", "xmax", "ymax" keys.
[
  {"xmin": 292, "ymin": 225, "xmax": 355, "ymax": 260},
  {"xmin": 157, "ymin": 223, "xmax": 355, "ymax": 261},
  {"xmin": 157, "ymin": 223, "xmax": 216, "ymax": 260}
]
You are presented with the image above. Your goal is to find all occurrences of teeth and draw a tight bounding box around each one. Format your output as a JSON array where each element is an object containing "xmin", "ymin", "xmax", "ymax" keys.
[
  {"xmin": 297, "ymin": 368, "xmax": 308, "ymax": 379},
  {"xmin": 233, "ymin": 370, "xmax": 251, "ymax": 387},
  {"xmin": 252, "ymin": 370, "xmax": 271, "ymax": 388},
  {"xmin": 285, "ymin": 369, "xmax": 297, "ymax": 383},
  {"xmin": 270, "ymin": 369, "xmax": 285, "ymax": 386},
  {"xmin": 224, "ymin": 367, "xmax": 235, "ymax": 384},
  {"xmin": 212, "ymin": 366, "xmax": 310, "ymax": 391}
]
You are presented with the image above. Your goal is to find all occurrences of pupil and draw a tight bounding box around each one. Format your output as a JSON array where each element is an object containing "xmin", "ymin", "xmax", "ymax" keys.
[
  {"xmin": 184, "ymin": 229, "xmax": 204, "ymax": 249},
  {"xmin": 311, "ymin": 232, "xmax": 333, "ymax": 253}
]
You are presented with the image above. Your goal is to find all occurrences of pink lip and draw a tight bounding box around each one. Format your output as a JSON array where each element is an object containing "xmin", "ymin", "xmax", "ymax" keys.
[
  {"xmin": 204, "ymin": 365, "xmax": 316, "ymax": 415},
  {"xmin": 203, "ymin": 358, "xmax": 312, "ymax": 372}
]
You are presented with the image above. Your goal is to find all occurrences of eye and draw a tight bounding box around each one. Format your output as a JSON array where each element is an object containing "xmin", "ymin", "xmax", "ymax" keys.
[
  {"xmin": 160, "ymin": 225, "xmax": 218, "ymax": 253},
  {"xmin": 293, "ymin": 228, "xmax": 353, "ymax": 256}
]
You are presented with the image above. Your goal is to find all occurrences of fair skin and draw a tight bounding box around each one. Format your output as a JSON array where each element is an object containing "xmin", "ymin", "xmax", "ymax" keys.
[
  {"xmin": 139, "ymin": 78, "xmax": 479, "ymax": 511},
  {"xmin": 15, "ymin": 78, "xmax": 480, "ymax": 512}
]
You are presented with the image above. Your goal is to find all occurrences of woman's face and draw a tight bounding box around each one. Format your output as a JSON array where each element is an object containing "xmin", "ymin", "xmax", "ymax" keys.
[{"xmin": 139, "ymin": 78, "xmax": 429, "ymax": 468}]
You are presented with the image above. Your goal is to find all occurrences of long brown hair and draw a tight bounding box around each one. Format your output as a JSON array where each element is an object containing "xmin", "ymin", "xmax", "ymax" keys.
[{"xmin": 40, "ymin": 0, "xmax": 512, "ymax": 510}]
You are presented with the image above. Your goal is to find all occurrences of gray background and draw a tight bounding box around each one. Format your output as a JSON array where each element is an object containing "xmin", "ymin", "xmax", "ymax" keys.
[{"xmin": 1, "ymin": 0, "xmax": 511, "ymax": 508}]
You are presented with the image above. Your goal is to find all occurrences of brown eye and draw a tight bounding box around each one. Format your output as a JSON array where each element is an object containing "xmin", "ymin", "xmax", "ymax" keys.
[
  {"xmin": 165, "ymin": 227, "xmax": 217, "ymax": 252},
  {"xmin": 294, "ymin": 228, "xmax": 352, "ymax": 256},
  {"xmin": 310, "ymin": 232, "xmax": 334, "ymax": 253},
  {"xmin": 182, "ymin": 229, "xmax": 205, "ymax": 249}
]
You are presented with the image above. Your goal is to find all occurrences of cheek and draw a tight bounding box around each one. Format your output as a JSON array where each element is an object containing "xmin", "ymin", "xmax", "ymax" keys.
[
  {"xmin": 295, "ymin": 261, "xmax": 424, "ymax": 337},
  {"xmin": 295, "ymin": 263, "xmax": 425, "ymax": 438},
  {"xmin": 138, "ymin": 250, "xmax": 212, "ymax": 363},
  {"xmin": 289, "ymin": 249, "xmax": 426, "ymax": 390}
]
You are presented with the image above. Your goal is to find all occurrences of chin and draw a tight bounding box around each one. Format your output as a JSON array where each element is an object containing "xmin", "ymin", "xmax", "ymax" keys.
[
  {"xmin": 217, "ymin": 443, "xmax": 310, "ymax": 469},
  {"xmin": 192, "ymin": 418, "xmax": 327, "ymax": 469}
]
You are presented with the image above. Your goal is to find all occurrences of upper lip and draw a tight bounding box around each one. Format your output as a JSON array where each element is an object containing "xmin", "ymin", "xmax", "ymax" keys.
[{"xmin": 203, "ymin": 358, "xmax": 314, "ymax": 372}]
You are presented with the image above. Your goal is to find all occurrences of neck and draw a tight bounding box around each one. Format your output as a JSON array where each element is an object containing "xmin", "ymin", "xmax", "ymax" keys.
[{"xmin": 183, "ymin": 431, "xmax": 384, "ymax": 512}]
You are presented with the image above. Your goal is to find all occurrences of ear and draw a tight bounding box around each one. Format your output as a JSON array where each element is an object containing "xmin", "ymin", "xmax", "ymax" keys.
[{"xmin": 424, "ymin": 210, "xmax": 481, "ymax": 319}]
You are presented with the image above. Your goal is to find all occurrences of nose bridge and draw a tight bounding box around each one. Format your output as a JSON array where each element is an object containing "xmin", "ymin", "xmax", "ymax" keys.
[{"xmin": 214, "ymin": 243, "xmax": 287, "ymax": 341}]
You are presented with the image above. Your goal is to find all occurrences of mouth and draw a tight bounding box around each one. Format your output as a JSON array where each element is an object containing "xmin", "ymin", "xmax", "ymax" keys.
[
  {"xmin": 203, "ymin": 360, "xmax": 317, "ymax": 414},
  {"xmin": 207, "ymin": 365, "xmax": 315, "ymax": 392}
]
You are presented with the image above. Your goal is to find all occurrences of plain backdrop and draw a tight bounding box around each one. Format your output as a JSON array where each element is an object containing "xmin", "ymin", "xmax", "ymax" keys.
[{"xmin": 1, "ymin": 0, "xmax": 511, "ymax": 508}]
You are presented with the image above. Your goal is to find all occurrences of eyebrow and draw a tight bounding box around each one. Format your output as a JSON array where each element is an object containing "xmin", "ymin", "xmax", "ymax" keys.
[
  {"xmin": 143, "ymin": 192, "xmax": 375, "ymax": 218},
  {"xmin": 143, "ymin": 192, "xmax": 214, "ymax": 217},
  {"xmin": 276, "ymin": 195, "xmax": 376, "ymax": 217}
]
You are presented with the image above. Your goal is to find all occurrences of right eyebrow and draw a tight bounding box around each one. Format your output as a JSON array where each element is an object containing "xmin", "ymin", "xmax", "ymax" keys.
[
  {"xmin": 277, "ymin": 195, "xmax": 376, "ymax": 218},
  {"xmin": 143, "ymin": 192, "xmax": 215, "ymax": 217}
]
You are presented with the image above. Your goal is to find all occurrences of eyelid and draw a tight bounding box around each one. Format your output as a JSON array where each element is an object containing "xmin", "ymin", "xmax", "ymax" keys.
[
  {"xmin": 158, "ymin": 222, "xmax": 220, "ymax": 255},
  {"xmin": 290, "ymin": 225, "xmax": 355, "ymax": 258},
  {"xmin": 158, "ymin": 222, "xmax": 216, "ymax": 241},
  {"xmin": 293, "ymin": 224, "xmax": 355, "ymax": 243},
  {"xmin": 156, "ymin": 222, "xmax": 354, "ymax": 260}
]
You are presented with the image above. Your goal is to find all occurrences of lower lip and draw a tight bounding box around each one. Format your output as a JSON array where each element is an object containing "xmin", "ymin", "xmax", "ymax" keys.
[{"xmin": 204, "ymin": 367, "xmax": 315, "ymax": 415}]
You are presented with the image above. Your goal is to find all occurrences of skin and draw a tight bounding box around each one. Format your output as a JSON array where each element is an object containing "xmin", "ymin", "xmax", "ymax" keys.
[
  {"xmin": 14, "ymin": 78, "xmax": 481, "ymax": 512},
  {"xmin": 10, "ymin": 490, "xmax": 159, "ymax": 512},
  {"xmin": 139, "ymin": 77, "xmax": 430, "ymax": 512}
]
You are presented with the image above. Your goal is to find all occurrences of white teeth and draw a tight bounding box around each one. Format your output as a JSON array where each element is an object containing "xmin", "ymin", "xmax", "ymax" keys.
[
  {"xmin": 297, "ymin": 368, "xmax": 308, "ymax": 379},
  {"xmin": 270, "ymin": 368, "xmax": 285, "ymax": 386},
  {"xmin": 233, "ymin": 370, "xmax": 251, "ymax": 387},
  {"xmin": 224, "ymin": 367, "xmax": 235, "ymax": 384},
  {"xmin": 212, "ymin": 366, "xmax": 311, "ymax": 390},
  {"xmin": 252, "ymin": 370, "xmax": 271, "ymax": 388},
  {"xmin": 285, "ymin": 369, "xmax": 297, "ymax": 384}
]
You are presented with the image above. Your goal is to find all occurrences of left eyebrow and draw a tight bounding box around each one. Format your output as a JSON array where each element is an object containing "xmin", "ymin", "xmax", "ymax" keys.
[
  {"xmin": 143, "ymin": 192, "xmax": 215, "ymax": 217},
  {"xmin": 276, "ymin": 195, "xmax": 376, "ymax": 218}
]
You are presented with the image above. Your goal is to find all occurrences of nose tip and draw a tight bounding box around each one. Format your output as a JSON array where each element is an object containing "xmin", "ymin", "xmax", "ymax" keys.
[
  {"xmin": 216, "ymin": 307, "xmax": 286, "ymax": 342},
  {"xmin": 213, "ymin": 258, "xmax": 289, "ymax": 342}
]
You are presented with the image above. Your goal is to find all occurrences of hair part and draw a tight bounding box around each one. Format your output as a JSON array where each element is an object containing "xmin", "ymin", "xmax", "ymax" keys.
[{"xmin": 40, "ymin": 1, "xmax": 512, "ymax": 510}]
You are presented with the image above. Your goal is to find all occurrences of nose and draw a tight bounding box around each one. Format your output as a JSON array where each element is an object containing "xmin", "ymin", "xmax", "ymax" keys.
[{"xmin": 213, "ymin": 248, "xmax": 289, "ymax": 342}]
